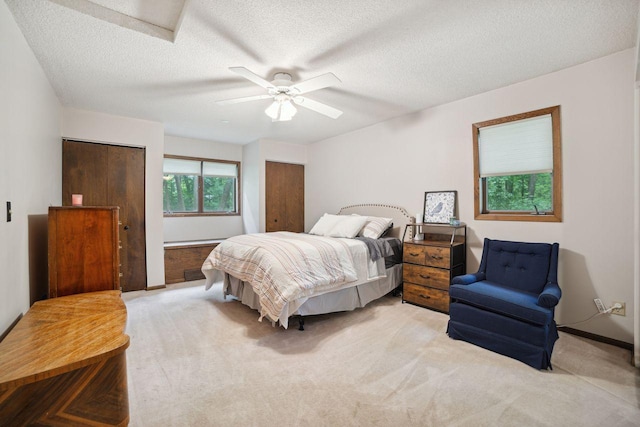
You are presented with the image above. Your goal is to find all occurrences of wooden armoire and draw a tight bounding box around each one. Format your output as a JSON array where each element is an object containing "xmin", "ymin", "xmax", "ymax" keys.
[
  {"xmin": 48, "ymin": 206, "xmax": 121, "ymax": 297},
  {"xmin": 62, "ymin": 140, "xmax": 146, "ymax": 291}
]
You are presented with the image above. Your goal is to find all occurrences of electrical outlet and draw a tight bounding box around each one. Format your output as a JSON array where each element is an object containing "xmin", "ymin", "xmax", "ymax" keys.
[
  {"xmin": 593, "ymin": 298, "xmax": 606, "ymax": 313},
  {"xmin": 611, "ymin": 302, "xmax": 625, "ymax": 316}
]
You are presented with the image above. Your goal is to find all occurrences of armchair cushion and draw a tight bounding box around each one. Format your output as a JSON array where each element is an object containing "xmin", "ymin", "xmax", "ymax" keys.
[
  {"xmin": 449, "ymin": 280, "xmax": 554, "ymax": 326},
  {"xmin": 537, "ymin": 282, "xmax": 562, "ymax": 308},
  {"xmin": 451, "ymin": 272, "xmax": 485, "ymax": 285},
  {"xmin": 484, "ymin": 240, "xmax": 552, "ymax": 294}
]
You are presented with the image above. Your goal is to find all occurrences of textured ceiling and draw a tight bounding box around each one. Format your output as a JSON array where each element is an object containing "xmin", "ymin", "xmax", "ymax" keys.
[
  {"xmin": 88, "ymin": 0, "xmax": 186, "ymax": 31},
  {"xmin": 5, "ymin": 0, "xmax": 639, "ymax": 144}
]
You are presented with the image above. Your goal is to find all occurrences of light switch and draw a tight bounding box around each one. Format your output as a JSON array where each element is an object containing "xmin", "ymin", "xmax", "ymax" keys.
[{"xmin": 6, "ymin": 201, "xmax": 11, "ymax": 222}]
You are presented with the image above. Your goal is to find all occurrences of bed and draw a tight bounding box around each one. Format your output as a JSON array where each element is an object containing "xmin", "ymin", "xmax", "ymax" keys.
[{"xmin": 202, "ymin": 204, "xmax": 411, "ymax": 328}]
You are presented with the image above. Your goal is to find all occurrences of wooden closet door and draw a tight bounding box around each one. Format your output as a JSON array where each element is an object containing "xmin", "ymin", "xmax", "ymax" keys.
[
  {"xmin": 265, "ymin": 161, "xmax": 304, "ymax": 232},
  {"xmin": 62, "ymin": 141, "xmax": 108, "ymax": 206},
  {"xmin": 62, "ymin": 140, "xmax": 147, "ymax": 291},
  {"xmin": 107, "ymin": 145, "xmax": 146, "ymax": 291}
]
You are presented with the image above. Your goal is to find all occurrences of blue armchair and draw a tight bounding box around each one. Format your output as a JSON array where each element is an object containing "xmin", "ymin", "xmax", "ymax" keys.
[{"xmin": 447, "ymin": 238, "xmax": 561, "ymax": 370}]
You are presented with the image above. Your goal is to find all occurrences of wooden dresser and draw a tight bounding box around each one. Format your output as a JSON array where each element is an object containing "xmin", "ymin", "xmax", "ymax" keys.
[
  {"xmin": 402, "ymin": 224, "xmax": 466, "ymax": 313},
  {"xmin": 48, "ymin": 206, "xmax": 121, "ymax": 297},
  {"xmin": 0, "ymin": 291, "xmax": 129, "ymax": 426}
]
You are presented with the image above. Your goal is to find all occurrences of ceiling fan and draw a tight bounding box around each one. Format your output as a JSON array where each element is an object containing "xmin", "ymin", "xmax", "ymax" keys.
[{"xmin": 215, "ymin": 67, "xmax": 343, "ymax": 122}]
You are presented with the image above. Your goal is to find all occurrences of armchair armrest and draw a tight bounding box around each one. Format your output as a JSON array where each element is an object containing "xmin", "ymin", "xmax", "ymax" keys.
[
  {"xmin": 452, "ymin": 273, "xmax": 485, "ymax": 285},
  {"xmin": 537, "ymin": 282, "xmax": 562, "ymax": 308}
]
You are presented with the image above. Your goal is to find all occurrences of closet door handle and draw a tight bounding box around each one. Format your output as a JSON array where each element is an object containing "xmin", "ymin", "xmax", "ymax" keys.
[{"xmin": 124, "ymin": 225, "xmax": 130, "ymax": 230}]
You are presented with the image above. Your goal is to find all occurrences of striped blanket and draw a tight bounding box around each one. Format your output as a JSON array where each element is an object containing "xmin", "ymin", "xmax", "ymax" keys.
[{"xmin": 202, "ymin": 232, "xmax": 362, "ymax": 324}]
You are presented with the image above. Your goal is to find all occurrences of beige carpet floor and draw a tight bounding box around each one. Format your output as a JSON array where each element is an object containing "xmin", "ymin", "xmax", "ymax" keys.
[{"xmin": 123, "ymin": 281, "xmax": 640, "ymax": 426}]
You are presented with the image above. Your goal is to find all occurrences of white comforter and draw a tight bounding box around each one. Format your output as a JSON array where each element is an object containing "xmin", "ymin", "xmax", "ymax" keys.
[{"xmin": 202, "ymin": 232, "xmax": 386, "ymax": 325}]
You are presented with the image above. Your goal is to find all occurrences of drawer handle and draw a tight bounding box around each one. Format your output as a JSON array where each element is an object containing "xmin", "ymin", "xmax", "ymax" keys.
[
  {"xmin": 419, "ymin": 274, "xmax": 431, "ymax": 279},
  {"xmin": 409, "ymin": 252, "xmax": 420, "ymax": 257},
  {"xmin": 430, "ymin": 255, "xmax": 443, "ymax": 260},
  {"xmin": 419, "ymin": 294, "xmax": 431, "ymax": 299}
]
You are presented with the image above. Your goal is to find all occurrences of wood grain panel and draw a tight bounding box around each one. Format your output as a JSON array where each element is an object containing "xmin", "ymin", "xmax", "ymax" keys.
[
  {"xmin": 285, "ymin": 163, "xmax": 304, "ymax": 232},
  {"xmin": 403, "ymin": 243, "xmax": 450, "ymax": 269},
  {"xmin": 403, "ymin": 263, "xmax": 450, "ymax": 290},
  {"xmin": 48, "ymin": 207, "xmax": 120, "ymax": 298},
  {"xmin": 164, "ymin": 243, "xmax": 219, "ymax": 284},
  {"xmin": 62, "ymin": 140, "xmax": 108, "ymax": 207},
  {"xmin": 403, "ymin": 283, "xmax": 449, "ymax": 312},
  {"xmin": 266, "ymin": 161, "xmax": 285, "ymax": 232},
  {"xmin": 265, "ymin": 161, "xmax": 304, "ymax": 232},
  {"xmin": 0, "ymin": 353, "xmax": 128, "ymax": 426},
  {"xmin": 0, "ymin": 291, "xmax": 129, "ymax": 426},
  {"xmin": 63, "ymin": 140, "xmax": 147, "ymax": 292},
  {"xmin": 108, "ymin": 144, "xmax": 147, "ymax": 291}
]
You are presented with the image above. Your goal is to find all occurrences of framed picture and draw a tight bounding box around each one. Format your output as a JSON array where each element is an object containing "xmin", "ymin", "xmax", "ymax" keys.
[{"xmin": 423, "ymin": 191, "xmax": 457, "ymax": 224}]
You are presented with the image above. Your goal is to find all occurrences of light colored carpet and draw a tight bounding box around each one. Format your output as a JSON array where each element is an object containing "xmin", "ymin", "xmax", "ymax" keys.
[{"xmin": 123, "ymin": 281, "xmax": 640, "ymax": 426}]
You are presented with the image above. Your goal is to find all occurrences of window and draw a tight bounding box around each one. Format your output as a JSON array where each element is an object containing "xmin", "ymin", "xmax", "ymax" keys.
[
  {"xmin": 163, "ymin": 155, "xmax": 240, "ymax": 216},
  {"xmin": 473, "ymin": 106, "xmax": 562, "ymax": 222}
]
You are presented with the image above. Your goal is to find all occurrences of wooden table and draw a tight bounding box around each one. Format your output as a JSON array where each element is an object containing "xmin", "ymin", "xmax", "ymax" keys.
[{"xmin": 0, "ymin": 291, "xmax": 130, "ymax": 426}]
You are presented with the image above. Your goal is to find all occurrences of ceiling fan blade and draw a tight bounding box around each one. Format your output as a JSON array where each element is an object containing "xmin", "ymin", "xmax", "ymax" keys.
[
  {"xmin": 290, "ymin": 73, "xmax": 341, "ymax": 95},
  {"xmin": 229, "ymin": 67, "xmax": 275, "ymax": 89},
  {"xmin": 215, "ymin": 94, "xmax": 272, "ymax": 105},
  {"xmin": 292, "ymin": 96, "xmax": 343, "ymax": 119}
]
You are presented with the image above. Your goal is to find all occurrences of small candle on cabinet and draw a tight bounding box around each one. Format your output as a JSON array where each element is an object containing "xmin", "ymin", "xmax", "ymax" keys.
[{"xmin": 71, "ymin": 194, "xmax": 83, "ymax": 206}]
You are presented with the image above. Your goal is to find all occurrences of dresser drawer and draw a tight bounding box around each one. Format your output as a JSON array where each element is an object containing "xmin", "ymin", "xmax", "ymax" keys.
[
  {"xmin": 403, "ymin": 283, "xmax": 449, "ymax": 312},
  {"xmin": 403, "ymin": 263, "xmax": 450, "ymax": 290},
  {"xmin": 403, "ymin": 243, "xmax": 450, "ymax": 268}
]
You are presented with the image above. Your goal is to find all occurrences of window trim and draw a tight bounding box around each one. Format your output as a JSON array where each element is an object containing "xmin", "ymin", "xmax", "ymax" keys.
[
  {"xmin": 472, "ymin": 105, "xmax": 562, "ymax": 222},
  {"xmin": 163, "ymin": 154, "xmax": 241, "ymax": 217}
]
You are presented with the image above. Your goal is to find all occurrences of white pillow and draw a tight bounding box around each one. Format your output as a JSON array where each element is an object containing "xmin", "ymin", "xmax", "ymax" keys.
[
  {"xmin": 309, "ymin": 214, "xmax": 368, "ymax": 238},
  {"xmin": 357, "ymin": 215, "xmax": 393, "ymax": 239},
  {"xmin": 309, "ymin": 213, "xmax": 342, "ymax": 236},
  {"xmin": 327, "ymin": 215, "xmax": 368, "ymax": 238}
]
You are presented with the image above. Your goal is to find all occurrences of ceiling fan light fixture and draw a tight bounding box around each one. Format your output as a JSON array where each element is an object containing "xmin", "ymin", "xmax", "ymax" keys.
[
  {"xmin": 225, "ymin": 67, "xmax": 343, "ymax": 121},
  {"xmin": 279, "ymin": 100, "xmax": 297, "ymax": 121},
  {"xmin": 265, "ymin": 101, "xmax": 280, "ymax": 120},
  {"xmin": 265, "ymin": 99, "xmax": 297, "ymax": 122}
]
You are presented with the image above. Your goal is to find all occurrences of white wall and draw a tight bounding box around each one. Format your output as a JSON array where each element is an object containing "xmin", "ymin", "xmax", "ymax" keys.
[
  {"xmin": 0, "ymin": 2, "xmax": 62, "ymax": 334},
  {"xmin": 242, "ymin": 140, "xmax": 261, "ymax": 234},
  {"xmin": 243, "ymin": 139, "xmax": 308, "ymax": 233},
  {"xmin": 307, "ymin": 49, "xmax": 636, "ymax": 343},
  {"xmin": 261, "ymin": 138, "xmax": 308, "ymax": 164},
  {"xmin": 163, "ymin": 135, "xmax": 243, "ymax": 241},
  {"xmin": 633, "ymin": 9, "xmax": 640, "ymax": 368},
  {"xmin": 61, "ymin": 108, "xmax": 165, "ymax": 288},
  {"xmin": 634, "ymin": 85, "xmax": 640, "ymax": 366}
]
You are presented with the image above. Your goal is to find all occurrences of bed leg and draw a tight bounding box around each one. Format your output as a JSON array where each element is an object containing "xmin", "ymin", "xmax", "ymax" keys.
[{"xmin": 298, "ymin": 317, "xmax": 305, "ymax": 331}]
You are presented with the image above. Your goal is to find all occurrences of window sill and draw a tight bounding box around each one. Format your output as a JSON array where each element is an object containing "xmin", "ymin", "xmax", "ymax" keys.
[
  {"xmin": 164, "ymin": 212, "xmax": 241, "ymax": 218},
  {"xmin": 475, "ymin": 212, "xmax": 562, "ymax": 222}
]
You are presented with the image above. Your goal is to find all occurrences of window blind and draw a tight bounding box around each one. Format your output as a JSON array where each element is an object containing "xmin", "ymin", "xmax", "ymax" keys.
[
  {"xmin": 203, "ymin": 162, "xmax": 237, "ymax": 177},
  {"xmin": 478, "ymin": 114, "xmax": 553, "ymax": 177},
  {"xmin": 163, "ymin": 158, "xmax": 200, "ymax": 175}
]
